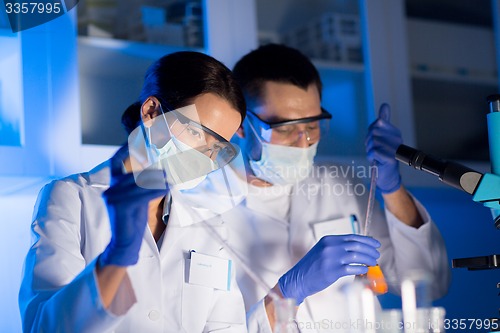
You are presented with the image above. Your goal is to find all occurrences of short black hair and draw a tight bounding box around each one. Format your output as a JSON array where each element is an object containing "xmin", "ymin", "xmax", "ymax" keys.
[
  {"xmin": 122, "ymin": 51, "xmax": 246, "ymax": 134},
  {"xmin": 233, "ymin": 44, "xmax": 323, "ymax": 107}
]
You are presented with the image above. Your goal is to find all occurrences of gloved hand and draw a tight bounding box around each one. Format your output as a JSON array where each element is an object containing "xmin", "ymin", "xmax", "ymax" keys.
[
  {"xmin": 99, "ymin": 145, "xmax": 169, "ymax": 267},
  {"xmin": 278, "ymin": 234, "xmax": 381, "ymax": 304},
  {"xmin": 365, "ymin": 103, "xmax": 403, "ymax": 194}
]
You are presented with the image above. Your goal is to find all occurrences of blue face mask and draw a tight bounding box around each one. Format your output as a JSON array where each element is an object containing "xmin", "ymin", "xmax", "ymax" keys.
[{"xmin": 247, "ymin": 119, "xmax": 318, "ymax": 185}]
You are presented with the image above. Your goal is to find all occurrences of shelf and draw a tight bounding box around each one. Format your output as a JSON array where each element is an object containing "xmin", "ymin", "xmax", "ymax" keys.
[
  {"xmin": 78, "ymin": 36, "xmax": 206, "ymax": 147},
  {"xmin": 312, "ymin": 59, "xmax": 364, "ymax": 73},
  {"xmin": 407, "ymin": 18, "xmax": 497, "ymax": 86},
  {"xmin": 78, "ymin": 36, "xmax": 204, "ymax": 77},
  {"xmin": 256, "ymin": 0, "xmax": 363, "ymax": 75},
  {"xmin": 411, "ymin": 68, "xmax": 497, "ymax": 86},
  {"xmin": 78, "ymin": 36, "xmax": 204, "ymax": 58}
]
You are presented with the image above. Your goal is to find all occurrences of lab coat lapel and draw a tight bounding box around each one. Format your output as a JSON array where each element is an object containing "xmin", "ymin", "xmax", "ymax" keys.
[
  {"xmin": 141, "ymin": 227, "xmax": 161, "ymax": 259},
  {"xmin": 168, "ymin": 203, "xmax": 226, "ymax": 332},
  {"xmin": 289, "ymin": 177, "xmax": 319, "ymax": 260},
  {"xmin": 158, "ymin": 220, "xmax": 189, "ymax": 261}
]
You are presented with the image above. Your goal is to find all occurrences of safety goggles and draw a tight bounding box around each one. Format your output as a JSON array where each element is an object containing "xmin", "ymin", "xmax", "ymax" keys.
[
  {"xmin": 168, "ymin": 110, "xmax": 238, "ymax": 166},
  {"xmin": 247, "ymin": 108, "xmax": 332, "ymax": 145},
  {"xmin": 129, "ymin": 103, "xmax": 240, "ymax": 187}
]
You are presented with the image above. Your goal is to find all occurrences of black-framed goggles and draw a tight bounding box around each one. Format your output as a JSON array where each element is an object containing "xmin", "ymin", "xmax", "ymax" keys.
[
  {"xmin": 246, "ymin": 108, "xmax": 332, "ymax": 144},
  {"xmin": 169, "ymin": 109, "xmax": 238, "ymax": 166}
]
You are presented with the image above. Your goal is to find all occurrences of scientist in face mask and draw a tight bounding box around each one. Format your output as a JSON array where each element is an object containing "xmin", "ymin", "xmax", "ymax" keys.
[
  {"xmin": 243, "ymin": 89, "xmax": 330, "ymax": 186},
  {"xmin": 226, "ymin": 44, "xmax": 450, "ymax": 332},
  {"xmin": 19, "ymin": 51, "xmax": 249, "ymax": 333}
]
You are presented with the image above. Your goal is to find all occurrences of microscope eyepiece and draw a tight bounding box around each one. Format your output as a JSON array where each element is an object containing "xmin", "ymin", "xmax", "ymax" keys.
[
  {"xmin": 395, "ymin": 145, "xmax": 483, "ymax": 195},
  {"xmin": 487, "ymin": 94, "xmax": 500, "ymax": 113}
]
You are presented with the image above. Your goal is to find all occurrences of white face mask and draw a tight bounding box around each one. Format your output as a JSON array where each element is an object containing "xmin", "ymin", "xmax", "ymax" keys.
[
  {"xmin": 247, "ymin": 120, "xmax": 318, "ymax": 185},
  {"xmin": 128, "ymin": 104, "xmax": 231, "ymax": 191},
  {"xmin": 152, "ymin": 136, "xmax": 217, "ymax": 190}
]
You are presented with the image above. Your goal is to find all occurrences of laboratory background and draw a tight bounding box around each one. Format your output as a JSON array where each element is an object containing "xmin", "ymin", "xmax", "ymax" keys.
[{"xmin": 1, "ymin": 0, "xmax": 500, "ymax": 332}]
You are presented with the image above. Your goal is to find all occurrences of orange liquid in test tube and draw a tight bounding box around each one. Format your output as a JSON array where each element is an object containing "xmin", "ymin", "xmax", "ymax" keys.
[{"xmin": 357, "ymin": 264, "xmax": 388, "ymax": 295}]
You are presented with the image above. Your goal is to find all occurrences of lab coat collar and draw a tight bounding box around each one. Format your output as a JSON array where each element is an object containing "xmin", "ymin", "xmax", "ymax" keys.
[
  {"xmin": 162, "ymin": 192, "xmax": 172, "ymax": 225},
  {"xmin": 86, "ymin": 160, "xmax": 112, "ymax": 188},
  {"xmin": 170, "ymin": 191, "xmax": 218, "ymax": 227}
]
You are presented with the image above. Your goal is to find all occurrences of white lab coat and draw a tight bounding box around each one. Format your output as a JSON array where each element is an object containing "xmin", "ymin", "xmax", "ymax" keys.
[
  {"xmin": 19, "ymin": 160, "xmax": 247, "ymax": 333},
  {"xmin": 223, "ymin": 164, "xmax": 450, "ymax": 333}
]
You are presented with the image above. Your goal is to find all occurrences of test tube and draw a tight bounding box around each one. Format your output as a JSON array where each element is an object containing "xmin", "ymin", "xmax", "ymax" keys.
[
  {"xmin": 377, "ymin": 309, "xmax": 403, "ymax": 333},
  {"xmin": 427, "ymin": 307, "xmax": 446, "ymax": 333},
  {"xmin": 358, "ymin": 161, "xmax": 388, "ymax": 295},
  {"xmin": 401, "ymin": 271, "xmax": 433, "ymax": 333},
  {"xmin": 343, "ymin": 280, "xmax": 378, "ymax": 333},
  {"xmin": 274, "ymin": 298, "xmax": 301, "ymax": 333},
  {"xmin": 356, "ymin": 264, "xmax": 388, "ymax": 295}
]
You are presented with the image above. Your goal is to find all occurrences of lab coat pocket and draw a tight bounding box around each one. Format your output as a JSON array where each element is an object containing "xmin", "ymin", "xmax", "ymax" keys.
[
  {"xmin": 187, "ymin": 251, "xmax": 232, "ymax": 291},
  {"xmin": 204, "ymin": 288, "xmax": 246, "ymax": 332},
  {"xmin": 311, "ymin": 215, "xmax": 359, "ymax": 241},
  {"xmin": 181, "ymin": 282, "xmax": 214, "ymax": 333}
]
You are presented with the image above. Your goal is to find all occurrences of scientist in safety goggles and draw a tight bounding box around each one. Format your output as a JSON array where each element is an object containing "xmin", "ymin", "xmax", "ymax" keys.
[{"xmin": 226, "ymin": 44, "xmax": 449, "ymax": 332}]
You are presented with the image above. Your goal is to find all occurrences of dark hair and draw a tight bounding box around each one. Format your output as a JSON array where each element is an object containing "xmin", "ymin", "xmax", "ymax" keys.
[
  {"xmin": 122, "ymin": 51, "xmax": 246, "ymax": 134},
  {"xmin": 232, "ymin": 43, "xmax": 323, "ymax": 107}
]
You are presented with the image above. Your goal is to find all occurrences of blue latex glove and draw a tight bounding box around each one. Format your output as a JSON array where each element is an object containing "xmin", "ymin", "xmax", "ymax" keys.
[
  {"xmin": 365, "ymin": 103, "xmax": 403, "ymax": 194},
  {"xmin": 278, "ymin": 234, "xmax": 381, "ymax": 304},
  {"xmin": 99, "ymin": 145, "xmax": 169, "ymax": 267}
]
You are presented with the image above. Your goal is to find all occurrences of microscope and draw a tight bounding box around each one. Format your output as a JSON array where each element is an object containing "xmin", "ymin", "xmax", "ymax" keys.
[{"xmin": 395, "ymin": 94, "xmax": 500, "ymax": 325}]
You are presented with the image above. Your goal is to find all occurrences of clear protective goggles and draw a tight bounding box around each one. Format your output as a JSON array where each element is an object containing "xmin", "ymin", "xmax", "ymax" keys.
[
  {"xmin": 166, "ymin": 107, "xmax": 238, "ymax": 166},
  {"xmin": 246, "ymin": 108, "xmax": 332, "ymax": 146},
  {"xmin": 128, "ymin": 102, "xmax": 241, "ymax": 188}
]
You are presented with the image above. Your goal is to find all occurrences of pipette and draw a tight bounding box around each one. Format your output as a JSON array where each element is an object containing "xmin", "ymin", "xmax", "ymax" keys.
[
  {"xmin": 180, "ymin": 165, "xmax": 282, "ymax": 302},
  {"xmin": 199, "ymin": 214, "xmax": 282, "ymax": 301},
  {"xmin": 357, "ymin": 161, "xmax": 388, "ymax": 295},
  {"xmin": 363, "ymin": 161, "xmax": 378, "ymax": 236}
]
